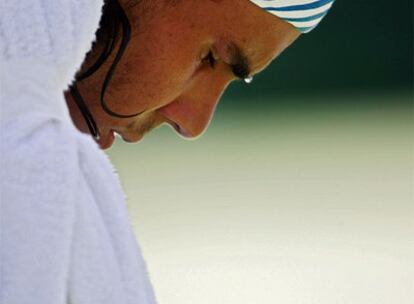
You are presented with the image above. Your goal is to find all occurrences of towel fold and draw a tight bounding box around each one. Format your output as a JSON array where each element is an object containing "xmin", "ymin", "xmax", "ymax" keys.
[{"xmin": 0, "ymin": 1, "xmax": 156, "ymax": 303}]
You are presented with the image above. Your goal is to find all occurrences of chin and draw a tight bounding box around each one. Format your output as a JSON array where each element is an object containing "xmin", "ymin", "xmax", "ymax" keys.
[{"xmin": 98, "ymin": 131, "xmax": 116, "ymax": 149}]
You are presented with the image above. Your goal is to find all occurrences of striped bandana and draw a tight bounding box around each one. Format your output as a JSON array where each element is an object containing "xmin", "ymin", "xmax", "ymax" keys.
[{"xmin": 249, "ymin": 0, "xmax": 335, "ymax": 33}]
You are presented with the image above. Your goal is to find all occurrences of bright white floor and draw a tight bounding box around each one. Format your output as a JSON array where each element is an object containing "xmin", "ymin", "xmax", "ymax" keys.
[{"xmin": 107, "ymin": 94, "xmax": 413, "ymax": 304}]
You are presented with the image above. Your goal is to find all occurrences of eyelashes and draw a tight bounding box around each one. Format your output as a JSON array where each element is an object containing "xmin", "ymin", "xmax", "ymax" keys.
[
  {"xmin": 201, "ymin": 50, "xmax": 253, "ymax": 84},
  {"xmin": 200, "ymin": 49, "xmax": 252, "ymax": 83}
]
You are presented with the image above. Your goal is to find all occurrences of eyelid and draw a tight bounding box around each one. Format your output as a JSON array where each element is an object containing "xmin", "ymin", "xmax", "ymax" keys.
[
  {"xmin": 207, "ymin": 51, "xmax": 216, "ymax": 68},
  {"xmin": 201, "ymin": 49, "xmax": 219, "ymax": 69},
  {"xmin": 200, "ymin": 44, "xmax": 251, "ymax": 81},
  {"xmin": 210, "ymin": 48, "xmax": 219, "ymax": 61}
]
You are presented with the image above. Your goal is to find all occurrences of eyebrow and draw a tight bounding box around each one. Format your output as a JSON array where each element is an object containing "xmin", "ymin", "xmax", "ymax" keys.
[{"xmin": 227, "ymin": 43, "xmax": 252, "ymax": 80}]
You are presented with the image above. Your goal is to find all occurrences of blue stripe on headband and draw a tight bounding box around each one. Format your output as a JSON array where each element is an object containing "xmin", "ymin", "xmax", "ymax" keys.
[
  {"xmin": 296, "ymin": 26, "xmax": 317, "ymax": 32},
  {"xmin": 263, "ymin": 0, "xmax": 334, "ymax": 11},
  {"xmin": 281, "ymin": 11, "xmax": 328, "ymax": 22},
  {"xmin": 249, "ymin": 0, "xmax": 335, "ymax": 33}
]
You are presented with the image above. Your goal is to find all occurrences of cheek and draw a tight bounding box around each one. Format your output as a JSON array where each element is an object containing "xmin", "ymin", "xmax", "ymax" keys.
[{"xmin": 110, "ymin": 32, "xmax": 202, "ymax": 114}]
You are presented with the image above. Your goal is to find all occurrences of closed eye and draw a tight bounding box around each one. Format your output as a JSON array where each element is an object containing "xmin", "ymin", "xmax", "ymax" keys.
[{"xmin": 202, "ymin": 51, "xmax": 216, "ymax": 68}]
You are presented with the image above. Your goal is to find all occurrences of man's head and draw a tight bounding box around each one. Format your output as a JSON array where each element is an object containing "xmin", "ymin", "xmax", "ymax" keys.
[{"xmin": 66, "ymin": 0, "xmax": 302, "ymax": 148}]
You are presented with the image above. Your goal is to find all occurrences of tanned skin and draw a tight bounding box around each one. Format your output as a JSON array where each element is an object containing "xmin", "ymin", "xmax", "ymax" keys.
[{"xmin": 65, "ymin": 0, "xmax": 300, "ymax": 149}]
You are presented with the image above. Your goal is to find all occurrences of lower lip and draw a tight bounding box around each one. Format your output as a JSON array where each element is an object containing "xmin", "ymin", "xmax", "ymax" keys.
[{"xmin": 119, "ymin": 132, "xmax": 143, "ymax": 143}]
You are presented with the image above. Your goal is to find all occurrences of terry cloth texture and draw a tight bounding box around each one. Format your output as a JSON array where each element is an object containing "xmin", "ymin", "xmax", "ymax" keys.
[
  {"xmin": 249, "ymin": 0, "xmax": 335, "ymax": 33},
  {"xmin": 0, "ymin": 1, "xmax": 156, "ymax": 304}
]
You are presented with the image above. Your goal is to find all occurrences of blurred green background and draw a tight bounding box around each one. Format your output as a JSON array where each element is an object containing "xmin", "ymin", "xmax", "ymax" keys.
[
  {"xmin": 225, "ymin": 0, "xmax": 413, "ymax": 99},
  {"xmin": 107, "ymin": 1, "xmax": 413, "ymax": 304}
]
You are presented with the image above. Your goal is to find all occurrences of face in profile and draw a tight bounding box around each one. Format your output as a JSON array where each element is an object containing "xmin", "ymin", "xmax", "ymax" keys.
[{"xmin": 65, "ymin": 0, "xmax": 300, "ymax": 149}]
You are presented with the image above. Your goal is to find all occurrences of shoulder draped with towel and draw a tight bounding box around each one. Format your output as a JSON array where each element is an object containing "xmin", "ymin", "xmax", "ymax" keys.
[{"xmin": 0, "ymin": 1, "xmax": 156, "ymax": 303}]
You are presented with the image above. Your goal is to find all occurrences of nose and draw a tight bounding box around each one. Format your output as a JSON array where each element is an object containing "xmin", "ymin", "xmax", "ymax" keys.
[{"xmin": 158, "ymin": 77, "xmax": 229, "ymax": 138}]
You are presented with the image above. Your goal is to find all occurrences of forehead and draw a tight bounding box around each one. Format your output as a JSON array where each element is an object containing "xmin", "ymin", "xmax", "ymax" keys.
[
  {"xmin": 219, "ymin": 1, "xmax": 300, "ymax": 74},
  {"xmin": 170, "ymin": 0, "xmax": 300, "ymax": 74},
  {"xmin": 128, "ymin": 0, "xmax": 299, "ymax": 74}
]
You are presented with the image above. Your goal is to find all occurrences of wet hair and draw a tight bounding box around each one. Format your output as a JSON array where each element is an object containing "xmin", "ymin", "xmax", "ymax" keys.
[
  {"xmin": 81, "ymin": 0, "xmax": 130, "ymax": 79},
  {"xmin": 70, "ymin": 0, "xmax": 140, "ymax": 139}
]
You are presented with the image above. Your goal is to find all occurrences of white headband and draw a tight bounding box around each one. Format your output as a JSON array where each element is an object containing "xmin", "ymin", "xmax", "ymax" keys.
[{"xmin": 249, "ymin": 0, "xmax": 335, "ymax": 33}]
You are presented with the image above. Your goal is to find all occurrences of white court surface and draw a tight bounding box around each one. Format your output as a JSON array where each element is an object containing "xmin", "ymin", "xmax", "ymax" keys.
[{"xmin": 107, "ymin": 93, "xmax": 413, "ymax": 304}]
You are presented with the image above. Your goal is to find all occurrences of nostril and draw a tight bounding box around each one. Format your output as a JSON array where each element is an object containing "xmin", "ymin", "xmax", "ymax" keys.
[
  {"xmin": 163, "ymin": 117, "xmax": 194, "ymax": 138},
  {"xmin": 175, "ymin": 123, "xmax": 194, "ymax": 138},
  {"xmin": 158, "ymin": 104, "xmax": 202, "ymax": 138}
]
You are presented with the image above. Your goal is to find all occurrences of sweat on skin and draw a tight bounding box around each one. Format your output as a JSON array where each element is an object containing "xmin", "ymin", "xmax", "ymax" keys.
[
  {"xmin": 65, "ymin": 0, "xmax": 311, "ymax": 149},
  {"xmin": 0, "ymin": 0, "xmax": 334, "ymax": 303}
]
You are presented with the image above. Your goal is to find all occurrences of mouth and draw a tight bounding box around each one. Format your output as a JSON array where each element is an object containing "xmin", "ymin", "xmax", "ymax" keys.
[
  {"xmin": 116, "ymin": 130, "xmax": 144, "ymax": 143},
  {"xmin": 97, "ymin": 129, "xmax": 145, "ymax": 149},
  {"xmin": 97, "ymin": 114, "xmax": 168, "ymax": 149}
]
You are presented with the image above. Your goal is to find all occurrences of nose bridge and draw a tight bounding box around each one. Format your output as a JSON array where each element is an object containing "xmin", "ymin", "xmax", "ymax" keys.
[{"xmin": 159, "ymin": 78, "xmax": 228, "ymax": 138}]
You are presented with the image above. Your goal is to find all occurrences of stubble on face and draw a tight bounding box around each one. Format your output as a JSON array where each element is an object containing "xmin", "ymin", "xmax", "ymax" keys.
[
  {"xmin": 120, "ymin": 112, "xmax": 165, "ymax": 141},
  {"xmin": 128, "ymin": 115, "xmax": 158, "ymax": 135},
  {"xmin": 66, "ymin": 0, "xmax": 300, "ymax": 149}
]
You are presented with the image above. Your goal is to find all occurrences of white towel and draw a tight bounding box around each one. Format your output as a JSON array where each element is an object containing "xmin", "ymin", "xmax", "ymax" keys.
[{"xmin": 0, "ymin": 1, "xmax": 156, "ymax": 303}]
